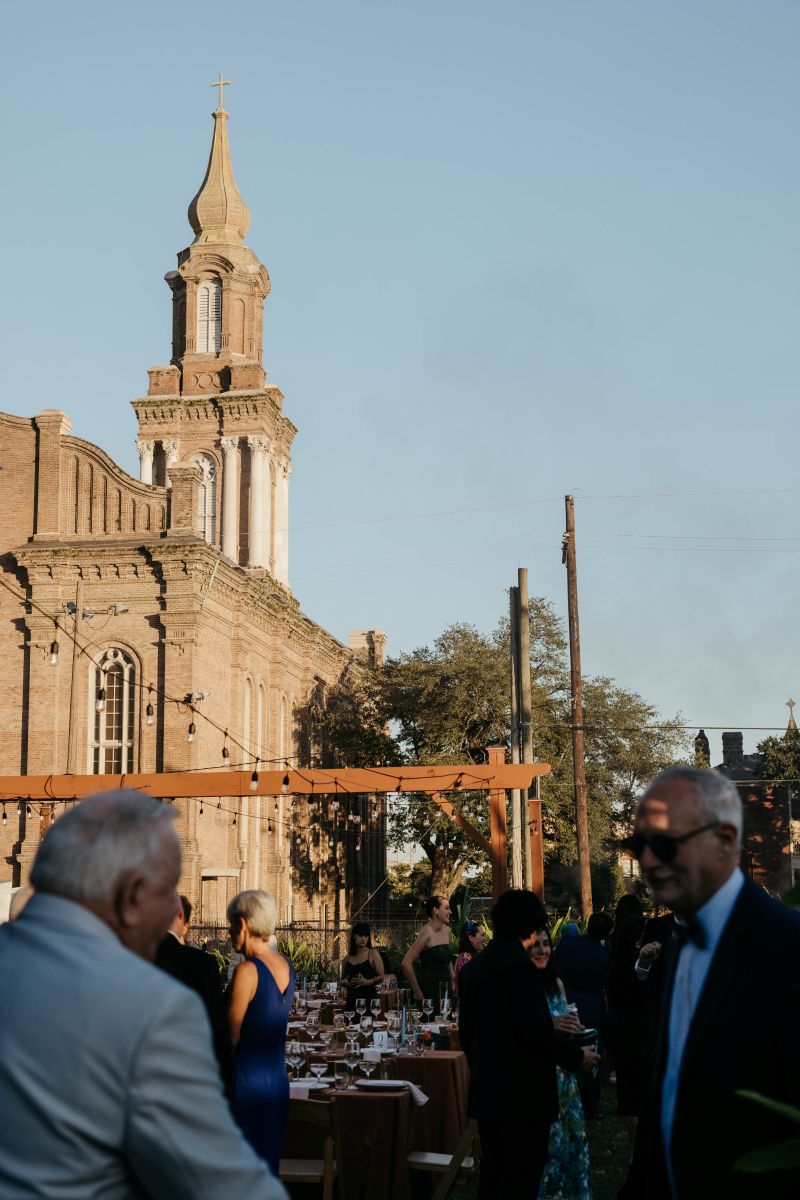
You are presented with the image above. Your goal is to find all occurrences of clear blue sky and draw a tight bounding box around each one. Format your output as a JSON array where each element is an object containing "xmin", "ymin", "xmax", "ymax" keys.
[{"xmin": 4, "ymin": 0, "xmax": 800, "ymax": 762}]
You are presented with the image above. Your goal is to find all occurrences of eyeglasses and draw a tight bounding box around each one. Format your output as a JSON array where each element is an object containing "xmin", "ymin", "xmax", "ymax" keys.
[{"xmin": 621, "ymin": 820, "xmax": 720, "ymax": 864}]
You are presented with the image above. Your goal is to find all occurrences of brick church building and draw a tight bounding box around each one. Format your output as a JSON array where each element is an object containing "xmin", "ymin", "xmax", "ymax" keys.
[{"xmin": 0, "ymin": 96, "xmax": 385, "ymax": 924}]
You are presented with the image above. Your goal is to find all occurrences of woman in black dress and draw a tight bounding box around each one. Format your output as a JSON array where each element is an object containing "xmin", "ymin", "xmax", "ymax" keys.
[{"xmin": 341, "ymin": 921, "xmax": 384, "ymax": 1008}]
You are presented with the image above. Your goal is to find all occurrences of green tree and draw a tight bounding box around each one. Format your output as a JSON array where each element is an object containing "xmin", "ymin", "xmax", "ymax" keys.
[{"xmin": 379, "ymin": 605, "xmax": 689, "ymax": 898}]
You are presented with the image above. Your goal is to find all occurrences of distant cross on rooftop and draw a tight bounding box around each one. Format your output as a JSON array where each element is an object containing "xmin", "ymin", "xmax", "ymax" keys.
[
  {"xmin": 210, "ymin": 73, "xmax": 232, "ymax": 112},
  {"xmin": 787, "ymin": 698, "xmax": 798, "ymax": 731}
]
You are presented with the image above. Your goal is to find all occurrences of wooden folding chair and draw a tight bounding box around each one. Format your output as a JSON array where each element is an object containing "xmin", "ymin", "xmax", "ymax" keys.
[
  {"xmin": 407, "ymin": 1118, "xmax": 479, "ymax": 1200},
  {"xmin": 280, "ymin": 1097, "xmax": 344, "ymax": 1200}
]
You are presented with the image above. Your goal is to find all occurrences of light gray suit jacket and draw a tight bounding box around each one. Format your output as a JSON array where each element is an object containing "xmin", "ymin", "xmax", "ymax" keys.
[{"xmin": 0, "ymin": 893, "xmax": 287, "ymax": 1199}]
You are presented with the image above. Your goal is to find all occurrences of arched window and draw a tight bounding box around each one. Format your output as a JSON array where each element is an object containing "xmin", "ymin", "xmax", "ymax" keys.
[
  {"xmin": 90, "ymin": 648, "xmax": 135, "ymax": 773},
  {"xmin": 196, "ymin": 278, "xmax": 222, "ymax": 354},
  {"xmin": 193, "ymin": 454, "xmax": 217, "ymax": 544}
]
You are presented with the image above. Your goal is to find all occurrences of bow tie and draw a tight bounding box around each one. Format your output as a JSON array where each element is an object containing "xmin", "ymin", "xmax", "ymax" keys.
[{"xmin": 673, "ymin": 918, "xmax": 705, "ymax": 950}]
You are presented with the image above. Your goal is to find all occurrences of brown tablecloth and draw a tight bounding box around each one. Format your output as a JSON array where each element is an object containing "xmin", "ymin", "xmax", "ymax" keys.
[
  {"xmin": 285, "ymin": 1089, "xmax": 414, "ymax": 1200},
  {"xmin": 389, "ymin": 1050, "xmax": 469, "ymax": 1154}
]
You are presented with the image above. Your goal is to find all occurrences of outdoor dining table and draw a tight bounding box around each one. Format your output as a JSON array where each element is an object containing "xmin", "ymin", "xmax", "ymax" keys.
[
  {"xmin": 387, "ymin": 1050, "xmax": 470, "ymax": 1154},
  {"xmin": 284, "ymin": 1087, "xmax": 415, "ymax": 1200}
]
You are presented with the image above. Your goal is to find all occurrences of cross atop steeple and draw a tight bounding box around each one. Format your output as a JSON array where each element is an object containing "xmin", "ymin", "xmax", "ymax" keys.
[
  {"xmin": 787, "ymin": 698, "xmax": 798, "ymax": 733},
  {"xmin": 210, "ymin": 73, "xmax": 231, "ymax": 112}
]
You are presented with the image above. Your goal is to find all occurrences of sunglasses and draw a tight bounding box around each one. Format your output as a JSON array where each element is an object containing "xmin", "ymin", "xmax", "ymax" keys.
[{"xmin": 621, "ymin": 820, "xmax": 720, "ymax": 864}]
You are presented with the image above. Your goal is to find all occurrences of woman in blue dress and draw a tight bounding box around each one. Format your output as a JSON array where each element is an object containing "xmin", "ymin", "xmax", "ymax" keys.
[
  {"xmin": 227, "ymin": 889, "xmax": 294, "ymax": 1174},
  {"xmin": 530, "ymin": 927, "xmax": 592, "ymax": 1199}
]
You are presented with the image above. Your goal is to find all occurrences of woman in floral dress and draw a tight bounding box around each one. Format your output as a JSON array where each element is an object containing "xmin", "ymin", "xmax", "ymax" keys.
[{"xmin": 530, "ymin": 927, "xmax": 592, "ymax": 1199}]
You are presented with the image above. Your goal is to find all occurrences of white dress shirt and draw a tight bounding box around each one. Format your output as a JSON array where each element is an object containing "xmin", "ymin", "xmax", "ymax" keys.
[{"xmin": 661, "ymin": 867, "xmax": 744, "ymax": 1192}]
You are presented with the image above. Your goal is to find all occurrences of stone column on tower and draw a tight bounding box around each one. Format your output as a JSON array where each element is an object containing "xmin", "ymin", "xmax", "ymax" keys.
[
  {"xmin": 136, "ymin": 439, "xmax": 155, "ymax": 485},
  {"xmin": 163, "ymin": 438, "xmax": 180, "ymax": 488},
  {"xmin": 247, "ymin": 435, "xmax": 269, "ymax": 568},
  {"xmin": 220, "ymin": 436, "xmax": 240, "ymax": 561},
  {"xmin": 274, "ymin": 459, "xmax": 291, "ymax": 585}
]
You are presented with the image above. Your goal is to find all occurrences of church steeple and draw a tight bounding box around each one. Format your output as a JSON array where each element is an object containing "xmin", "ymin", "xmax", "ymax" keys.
[
  {"xmin": 135, "ymin": 85, "xmax": 295, "ymax": 589},
  {"xmin": 188, "ymin": 82, "xmax": 251, "ymax": 245}
]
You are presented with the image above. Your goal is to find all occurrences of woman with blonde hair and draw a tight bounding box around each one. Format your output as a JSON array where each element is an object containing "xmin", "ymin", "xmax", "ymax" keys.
[{"xmin": 227, "ymin": 890, "xmax": 294, "ymax": 1173}]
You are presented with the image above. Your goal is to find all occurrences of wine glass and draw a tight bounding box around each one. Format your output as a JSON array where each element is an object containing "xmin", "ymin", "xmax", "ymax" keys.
[
  {"xmin": 370, "ymin": 999, "xmax": 382, "ymax": 1019},
  {"xmin": 355, "ymin": 998, "xmax": 367, "ymax": 1019},
  {"xmin": 410, "ymin": 1008, "xmax": 422, "ymax": 1029},
  {"xmin": 333, "ymin": 1013, "xmax": 345, "ymax": 1032},
  {"xmin": 360, "ymin": 1015, "xmax": 373, "ymax": 1038},
  {"xmin": 343, "ymin": 1009, "xmax": 356, "ymax": 1027},
  {"xmin": 422, "ymin": 999, "xmax": 434, "ymax": 1022},
  {"xmin": 320, "ymin": 1030, "xmax": 334, "ymax": 1052},
  {"xmin": 310, "ymin": 1062, "xmax": 327, "ymax": 1084},
  {"xmin": 342, "ymin": 1054, "xmax": 359, "ymax": 1088},
  {"xmin": 360, "ymin": 1059, "xmax": 376, "ymax": 1081}
]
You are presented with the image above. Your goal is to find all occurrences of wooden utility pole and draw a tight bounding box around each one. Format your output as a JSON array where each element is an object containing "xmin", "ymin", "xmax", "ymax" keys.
[
  {"xmin": 517, "ymin": 568, "xmax": 544, "ymax": 898},
  {"xmin": 509, "ymin": 586, "xmax": 524, "ymax": 888},
  {"xmin": 563, "ymin": 497, "xmax": 592, "ymax": 919}
]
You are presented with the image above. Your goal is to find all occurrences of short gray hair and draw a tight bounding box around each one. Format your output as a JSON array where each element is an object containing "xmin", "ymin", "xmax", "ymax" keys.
[
  {"xmin": 643, "ymin": 766, "xmax": 743, "ymax": 847},
  {"xmin": 227, "ymin": 889, "xmax": 278, "ymax": 939},
  {"xmin": 30, "ymin": 791, "xmax": 175, "ymax": 904}
]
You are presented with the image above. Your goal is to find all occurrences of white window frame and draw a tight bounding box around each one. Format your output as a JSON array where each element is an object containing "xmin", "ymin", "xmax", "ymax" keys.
[
  {"xmin": 196, "ymin": 278, "xmax": 222, "ymax": 354},
  {"xmin": 89, "ymin": 648, "xmax": 136, "ymax": 774}
]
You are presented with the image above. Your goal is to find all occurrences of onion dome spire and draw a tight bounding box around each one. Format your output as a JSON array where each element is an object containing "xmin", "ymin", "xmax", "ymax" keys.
[{"xmin": 187, "ymin": 75, "xmax": 251, "ymax": 245}]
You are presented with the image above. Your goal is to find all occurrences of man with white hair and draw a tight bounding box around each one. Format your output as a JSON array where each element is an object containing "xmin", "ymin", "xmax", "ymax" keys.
[
  {"xmin": 0, "ymin": 790, "xmax": 287, "ymax": 1199},
  {"xmin": 627, "ymin": 767, "xmax": 800, "ymax": 1198}
]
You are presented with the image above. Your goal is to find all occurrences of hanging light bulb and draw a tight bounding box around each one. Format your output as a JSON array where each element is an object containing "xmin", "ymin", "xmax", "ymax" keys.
[
  {"xmin": 267, "ymin": 819, "xmax": 273, "ymax": 834},
  {"xmin": 2, "ymin": 805, "xmax": 6, "ymax": 826},
  {"xmin": 250, "ymin": 769, "xmax": 259, "ymax": 793},
  {"xmin": 39, "ymin": 809, "xmax": 44, "ymax": 824},
  {"xmin": 273, "ymin": 798, "xmax": 279, "ymax": 814},
  {"xmin": 95, "ymin": 687, "xmax": 106, "ymax": 713},
  {"xmin": 146, "ymin": 701, "xmax": 155, "ymax": 726},
  {"xmin": 232, "ymin": 813, "xmax": 237, "ymax": 828},
  {"xmin": 48, "ymin": 640, "xmax": 59, "ymax": 666},
  {"xmin": 281, "ymin": 773, "xmax": 290, "ymax": 795},
  {"xmin": 199, "ymin": 801, "xmax": 204, "ymax": 817},
  {"xmin": 222, "ymin": 743, "xmax": 231, "ymax": 762},
  {"xmin": 187, "ymin": 720, "xmax": 196, "ymax": 743},
  {"xmin": 26, "ymin": 803, "xmax": 32, "ymax": 817}
]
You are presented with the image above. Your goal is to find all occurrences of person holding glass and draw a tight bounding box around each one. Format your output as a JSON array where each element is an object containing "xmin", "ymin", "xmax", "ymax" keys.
[
  {"xmin": 401, "ymin": 895, "xmax": 454, "ymax": 1008},
  {"xmin": 529, "ymin": 926, "xmax": 592, "ymax": 1200},
  {"xmin": 342, "ymin": 921, "xmax": 384, "ymax": 1011}
]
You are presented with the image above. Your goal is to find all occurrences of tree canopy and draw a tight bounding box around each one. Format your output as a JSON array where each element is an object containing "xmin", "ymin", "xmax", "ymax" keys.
[{"xmin": 316, "ymin": 598, "xmax": 689, "ymax": 904}]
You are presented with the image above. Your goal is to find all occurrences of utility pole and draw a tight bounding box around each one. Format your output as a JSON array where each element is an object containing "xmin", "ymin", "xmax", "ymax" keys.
[
  {"xmin": 563, "ymin": 496, "xmax": 592, "ymax": 919},
  {"xmin": 66, "ymin": 578, "xmax": 84, "ymax": 775},
  {"xmin": 517, "ymin": 568, "xmax": 544, "ymax": 896},
  {"xmin": 509, "ymin": 586, "xmax": 523, "ymax": 888}
]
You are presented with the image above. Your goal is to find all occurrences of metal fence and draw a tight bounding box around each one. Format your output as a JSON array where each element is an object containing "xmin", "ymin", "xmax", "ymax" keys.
[{"xmin": 191, "ymin": 915, "xmax": 424, "ymax": 965}]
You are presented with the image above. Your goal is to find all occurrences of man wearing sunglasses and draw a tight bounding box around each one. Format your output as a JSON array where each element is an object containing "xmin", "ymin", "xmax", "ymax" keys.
[{"xmin": 628, "ymin": 766, "xmax": 800, "ymax": 1199}]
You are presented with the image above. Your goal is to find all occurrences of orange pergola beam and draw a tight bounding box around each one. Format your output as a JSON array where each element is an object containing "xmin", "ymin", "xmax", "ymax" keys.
[{"xmin": 0, "ymin": 762, "xmax": 550, "ymax": 801}]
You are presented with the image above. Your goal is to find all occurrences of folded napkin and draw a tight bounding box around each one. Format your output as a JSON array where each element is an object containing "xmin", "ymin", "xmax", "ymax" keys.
[
  {"xmin": 289, "ymin": 1084, "xmax": 310, "ymax": 1099},
  {"xmin": 395, "ymin": 1080, "xmax": 429, "ymax": 1107},
  {"xmin": 306, "ymin": 1000, "xmax": 324, "ymax": 1009},
  {"xmin": 362, "ymin": 1049, "xmax": 381, "ymax": 1063}
]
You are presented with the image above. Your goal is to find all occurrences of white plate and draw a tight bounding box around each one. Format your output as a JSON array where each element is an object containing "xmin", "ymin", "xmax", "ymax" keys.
[
  {"xmin": 355, "ymin": 1079, "xmax": 408, "ymax": 1090},
  {"xmin": 290, "ymin": 1080, "xmax": 330, "ymax": 1092}
]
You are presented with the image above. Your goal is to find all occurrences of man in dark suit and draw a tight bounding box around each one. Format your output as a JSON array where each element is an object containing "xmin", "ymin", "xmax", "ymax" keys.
[
  {"xmin": 628, "ymin": 766, "xmax": 800, "ymax": 1198},
  {"xmin": 156, "ymin": 897, "xmax": 231, "ymax": 1090},
  {"xmin": 458, "ymin": 889, "xmax": 598, "ymax": 1197}
]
